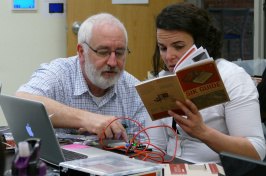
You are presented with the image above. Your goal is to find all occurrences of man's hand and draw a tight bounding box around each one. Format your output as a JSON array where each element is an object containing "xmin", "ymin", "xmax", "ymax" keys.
[
  {"xmin": 79, "ymin": 114, "xmax": 128, "ymax": 143},
  {"xmin": 14, "ymin": 92, "xmax": 129, "ymax": 143}
]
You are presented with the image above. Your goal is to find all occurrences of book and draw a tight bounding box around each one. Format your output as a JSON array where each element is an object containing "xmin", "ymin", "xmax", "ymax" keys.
[
  {"xmin": 59, "ymin": 154, "xmax": 164, "ymax": 176},
  {"xmin": 135, "ymin": 46, "xmax": 230, "ymax": 121},
  {"xmin": 163, "ymin": 163, "xmax": 225, "ymax": 176},
  {"xmin": 0, "ymin": 126, "xmax": 16, "ymax": 150}
]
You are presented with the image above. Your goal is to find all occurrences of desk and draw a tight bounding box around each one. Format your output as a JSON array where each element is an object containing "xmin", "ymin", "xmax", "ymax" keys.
[
  {"xmin": 1, "ymin": 123, "xmax": 191, "ymax": 175},
  {"xmin": 4, "ymin": 142, "xmax": 191, "ymax": 175}
]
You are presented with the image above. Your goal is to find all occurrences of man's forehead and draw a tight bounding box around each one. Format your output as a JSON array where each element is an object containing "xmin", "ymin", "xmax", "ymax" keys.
[{"xmin": 90, "ymin": 25, "xmax": 126, "ymax": 45}]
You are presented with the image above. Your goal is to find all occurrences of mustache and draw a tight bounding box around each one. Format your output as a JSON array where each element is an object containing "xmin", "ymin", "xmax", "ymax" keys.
[{"xmin": 102, "ymin": 65, "xmax": 119, "ymax": 72}]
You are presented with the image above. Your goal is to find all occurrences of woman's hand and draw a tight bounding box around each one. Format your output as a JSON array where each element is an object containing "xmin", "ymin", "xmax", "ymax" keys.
[{"xmin": 168, "ymin": 99, "xmax": 208, "ymax": 140}]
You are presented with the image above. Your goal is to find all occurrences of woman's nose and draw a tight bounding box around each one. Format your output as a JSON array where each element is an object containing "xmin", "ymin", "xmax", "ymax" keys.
[{"xmin": 165, "ymin": 48, "xmax": 177, "ymax": 61}]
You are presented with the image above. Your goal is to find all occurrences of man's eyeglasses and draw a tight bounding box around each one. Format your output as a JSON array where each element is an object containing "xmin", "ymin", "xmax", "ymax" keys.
[{"xmin": 84, "ymin": 42, "xmax": 130, "ymax": 59}]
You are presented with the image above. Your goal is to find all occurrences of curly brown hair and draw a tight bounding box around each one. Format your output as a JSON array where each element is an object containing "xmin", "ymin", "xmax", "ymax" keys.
[{"xmin": 152, "ymin": 2, "xmax": 223, "ymax": 76}]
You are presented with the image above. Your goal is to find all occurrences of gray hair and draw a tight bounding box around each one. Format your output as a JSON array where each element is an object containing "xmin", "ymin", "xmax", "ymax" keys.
[{"xmin": 78, "ymin": 13, "xmax": 128, "ymax": 47}]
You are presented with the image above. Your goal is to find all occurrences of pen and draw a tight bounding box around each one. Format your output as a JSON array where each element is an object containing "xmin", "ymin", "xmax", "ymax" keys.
[{"xmin": 1, "ymin": 141, "xmax": 14, "ymax": 147}]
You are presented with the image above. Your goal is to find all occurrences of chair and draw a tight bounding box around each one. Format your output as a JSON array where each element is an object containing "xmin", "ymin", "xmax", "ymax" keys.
[{"xmin": 221, "ymin": 8, "xmax": 250, "ymax": 60}]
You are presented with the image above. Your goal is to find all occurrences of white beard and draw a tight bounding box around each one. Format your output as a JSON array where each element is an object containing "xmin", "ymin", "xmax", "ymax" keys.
[{"xmin": 84, "ymin": 55, "xmax": 124, "ymax": 90}]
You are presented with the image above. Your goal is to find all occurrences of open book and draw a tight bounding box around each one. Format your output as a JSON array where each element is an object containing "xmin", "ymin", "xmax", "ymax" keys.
[{"xmin": 135, "ymin": 45, "xmax": 230, "ymax": 121}]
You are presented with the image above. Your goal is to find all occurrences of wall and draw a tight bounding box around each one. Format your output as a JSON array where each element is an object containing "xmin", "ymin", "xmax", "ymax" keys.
[
  {"xmin": 204, "ymin": 0, "xmax": 254, "ymax": 61},
  {"xmin": 0, "ymin": 0, "xmax": 67, "ymax": 126}
]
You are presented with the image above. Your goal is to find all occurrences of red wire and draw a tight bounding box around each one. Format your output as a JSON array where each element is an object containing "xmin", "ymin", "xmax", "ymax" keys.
[
  {"xmin": 100, "ymin": 117, "xmax": 178, "ymax": 163},
  {"xmin": 129, "ymin": 125, "xmax": 178, "ymax": 163}
]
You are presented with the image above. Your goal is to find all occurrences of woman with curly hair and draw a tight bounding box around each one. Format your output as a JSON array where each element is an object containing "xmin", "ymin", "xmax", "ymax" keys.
[{"xmin": 146, "ymin": 2, "xmax": 265, "ymax": 163}]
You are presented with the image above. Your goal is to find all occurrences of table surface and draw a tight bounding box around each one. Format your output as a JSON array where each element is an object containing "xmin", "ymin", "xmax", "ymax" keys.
[
  {"xmin": 4, "ymin": 141, "xmax": 191, "ymax": 175},
  {"xmin": 1, "ymin": 125, "xmax": 191, "ymax": 175}
]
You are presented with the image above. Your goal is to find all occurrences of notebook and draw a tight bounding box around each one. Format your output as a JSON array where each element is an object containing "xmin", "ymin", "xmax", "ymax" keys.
[
  {"xmin": 0, "ymin": 94, "xmax": 120, "ymax": 166},
  {"xmin": 219, "ymin": 151, "xmax": 266, "ymax": 176}
]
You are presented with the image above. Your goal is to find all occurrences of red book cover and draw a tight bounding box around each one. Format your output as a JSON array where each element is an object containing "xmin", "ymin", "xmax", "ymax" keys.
[
  {"xmin": 208, "ymin": 163, "xmax": 219, "ymax": 174},
  {"xmin": 169, "ymin": 164, "xmax": 187, "ymax": 174}
]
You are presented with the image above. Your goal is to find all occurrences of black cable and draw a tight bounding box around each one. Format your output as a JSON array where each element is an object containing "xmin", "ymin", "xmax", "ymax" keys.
[{"xmin": 172, "ymin": 117, "xmax": 180, "ymax": 134}]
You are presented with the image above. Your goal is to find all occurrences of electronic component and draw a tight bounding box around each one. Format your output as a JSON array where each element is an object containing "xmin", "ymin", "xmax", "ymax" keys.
[
  {"xmin": 49, "ymin": 3, "xmax": 64, "ymax": 13},
  {"xmin": 106, "ymin": 142, "xmax": 152, "ymax": 153}
]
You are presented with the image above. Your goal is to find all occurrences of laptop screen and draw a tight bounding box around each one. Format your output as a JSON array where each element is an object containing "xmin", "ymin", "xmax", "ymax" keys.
[{"xmin": 220, "ymin": 152, "xmax": 266, "ymax": 176}]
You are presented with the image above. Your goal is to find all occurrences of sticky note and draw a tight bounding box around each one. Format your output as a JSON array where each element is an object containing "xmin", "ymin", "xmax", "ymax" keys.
[{"xmin": 61, "ymin": 144, "xmax": 90, "ymax": 149}]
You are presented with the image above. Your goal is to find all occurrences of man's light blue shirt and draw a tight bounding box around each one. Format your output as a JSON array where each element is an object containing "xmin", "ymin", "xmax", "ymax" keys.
[{"xmin": 17, "ymin": 56, "xmax": 147, "ymax": 141}]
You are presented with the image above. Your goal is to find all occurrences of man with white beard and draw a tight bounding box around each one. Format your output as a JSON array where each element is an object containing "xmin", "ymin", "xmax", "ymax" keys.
[{"xmin": 15, "ymin": 13, "xmax": 147, "ymax": 142}]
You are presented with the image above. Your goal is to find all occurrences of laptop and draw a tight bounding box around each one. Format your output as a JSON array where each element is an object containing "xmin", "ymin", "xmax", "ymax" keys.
[
  {"xmin": 220, "ymin": 151, "xmax": 266, "ymax": 176},
  {"xmin": 0, "ymin": 94, "xmax": 120, "ymax": 166}
]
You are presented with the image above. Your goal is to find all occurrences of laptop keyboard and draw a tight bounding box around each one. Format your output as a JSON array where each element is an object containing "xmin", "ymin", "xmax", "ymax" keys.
[{"xmin": 61, "ymin": 148, "xmax": 88, "ymax": 161}]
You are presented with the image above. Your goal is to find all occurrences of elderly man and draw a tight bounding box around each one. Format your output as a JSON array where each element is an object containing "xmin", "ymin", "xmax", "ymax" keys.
[{"xmin": 15, "ymin": 13, "xmax": 147, "ymax": 142}]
